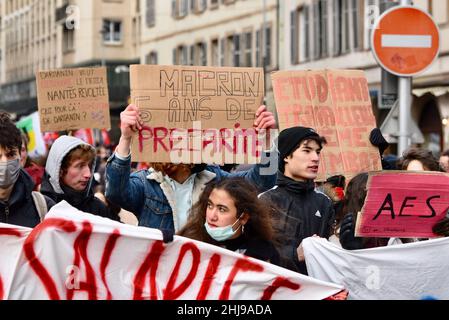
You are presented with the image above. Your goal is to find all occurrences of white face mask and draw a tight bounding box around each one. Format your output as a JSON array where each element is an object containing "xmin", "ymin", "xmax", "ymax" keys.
[
  {"xmin": 204, "ymin": 214, "xmax": 243, "ymax": 242},
  {"xmin": 0, "ymin": 158, "xmax": 20, "ymax": 188}
]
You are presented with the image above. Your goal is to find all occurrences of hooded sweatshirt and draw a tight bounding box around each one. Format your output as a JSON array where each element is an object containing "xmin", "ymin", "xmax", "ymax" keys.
[{"xmin": 41, "ymin": 136, "xmax": 118, "ymax": 221}]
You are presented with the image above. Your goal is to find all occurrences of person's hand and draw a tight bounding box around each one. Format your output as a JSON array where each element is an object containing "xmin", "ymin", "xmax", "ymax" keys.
[
  {"xmin": 432, "ymin": 215, "xmax": 449, "ymax": 237},
  {"xmin": 254, "ymin": 105, "xmax": 277, "ymax": 130},
  {"xmin": 339, "ymin": 213, "xmax": 364, "ymax": 250},
  {"xmin": 369, "ymin": 128, "xmax": 389, "ymax": 156},
  {"xmin": 297, "ymin": 235, "xmax": 320, "ymax": 262},
  {"xmin": 120, "ymin": 104, "xmax": 142, "ymax": 140}
]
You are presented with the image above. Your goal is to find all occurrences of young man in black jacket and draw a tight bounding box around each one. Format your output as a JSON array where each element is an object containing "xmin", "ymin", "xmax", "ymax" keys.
[
  {"xmin": 0, "ymin": 113, "xmax": 55, "ymax": 227},
  {"xmin": 259, "ymin": 127, "xmax": 335, "ymax": 274}
]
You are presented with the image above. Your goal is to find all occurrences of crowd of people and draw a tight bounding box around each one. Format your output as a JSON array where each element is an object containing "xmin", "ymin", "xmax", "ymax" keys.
[{"xmin": 1, "ymin": 101, "xmax": 449, "ymax": 297}]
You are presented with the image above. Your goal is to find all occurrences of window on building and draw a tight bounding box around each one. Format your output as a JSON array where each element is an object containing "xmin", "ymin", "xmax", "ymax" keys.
[
  {"xmin": 220, "ymin": 38, "xmax": 225, "ymax": 66},
  {"xmin": 226, "ymin": 35, "xmax": 234, "ymax": 66},
  {"xmin": 198, "ymin": 42, "xmax": 207, "ymax": 66},
  {"xmin": 180, "ymin": 45, "xmax": 188, "ymax": 65},
  {"xmin": 264, "ymin": 25, "xmax": 272, "ymax": 67},
  {"xmin": 211, "ymin": 38, "xmax": 219, "ymax": 66},
  {"xmin": 313, "ymin": 0, "xmax": 328, "ymax": 59},
  {"xmin": 173, "ymin": 45, "xmax": 188, "ymax": 65},
  {"xmin": 243, "ymin": 31, "xmax": 252, "ymax": 67},
  {"xmin": 172, "ymin": 0, "xmax": 189, "ymax": 18},
  {"xmin": 351, "ymin": 0, "xmax": 361, "ymax": 50},
  {"xmin": 190, "ymin": 45, "xmax": 195, "ymax": 65},
  {"xmin": 210, "ymin": 0, "xmax": 219, "ymax": 9},
  {"xmin": 255, "ymin": 29, "xmax": 261, "ymax": 67},
  {"xmin": 193, "ymin": 0, "xmax": 207, "ymax": 13},
  {"xmin": 291, "ymin": 10, "xmax": 299, "ymax": 64},
  {"xmin": 145, "ymin": 51, "xmax": 158, "ymax": 64},
  {"xmin": 299, "ymin": 6, "xmax": 310, "ymax": 62},
  {"xmin": 342, "ymin": 0, "xmax": 350, "ymax": 53},
  {"xmin": 233, "ymin": 34, "xmax": 241, "ymax": 67},
  {"xmin": 333, "ymin": 0, "xmax": 343, "ymax": 56},
  {"xmin": 62, "ymin": 24, "xmax": 74, "ymax": 52},
  {"xmin": 146, "ymin": 0, "xmax": 155, "ymax": 27},
  {"xmin": 102, "ymin": 19, "xmax": 122, "ymax": 44}
]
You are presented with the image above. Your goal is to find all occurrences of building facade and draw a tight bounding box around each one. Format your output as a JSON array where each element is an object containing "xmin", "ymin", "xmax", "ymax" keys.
[
  {"xmin": 279, "ymin": 0, "xmax": 449, "ymax": 154},
  {"xmin": 0, "ymin": 0, "xmax": 140, "ymax": 120},
  {"xmin": 140, "ymin": 0, "xmax": 279, "ymax": 107}
]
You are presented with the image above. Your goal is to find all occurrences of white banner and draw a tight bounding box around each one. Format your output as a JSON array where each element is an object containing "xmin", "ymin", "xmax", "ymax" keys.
[
  {"xmin": 0, "ymin": 201, "xmax": 343, "ymax": 300},
  {"xmin": 303, "ymin": 237, "xmax": 449, "ymax": 300}
]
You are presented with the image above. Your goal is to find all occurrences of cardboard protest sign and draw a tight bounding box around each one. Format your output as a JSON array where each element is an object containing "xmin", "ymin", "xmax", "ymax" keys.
[
  {"xmin": 304, "ymin": 236, "xmax": 449, "ymax": 300},
  {"xmin": 355, "ymin": 171, "xmax": 449, "ymax": 238},
  {"xmin": 271, "ymin": 69, "xmax": 382, "ymax": 181},
  {"xmin": 36, "ymin": 67, "xmax": 111, "ymax": 132},
  {"xmin": 1, "ymin": 202, "xmax": 343, "ymax": 300},
  {"xmin": 130, "ymin": 65, "xmax": 265, "ymax": 164}
]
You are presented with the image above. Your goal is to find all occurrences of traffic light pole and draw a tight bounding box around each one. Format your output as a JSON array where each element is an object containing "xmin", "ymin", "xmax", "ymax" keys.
[{"xmin": 398, "ymin": 0, "xmax": 413, "ymax": 156}]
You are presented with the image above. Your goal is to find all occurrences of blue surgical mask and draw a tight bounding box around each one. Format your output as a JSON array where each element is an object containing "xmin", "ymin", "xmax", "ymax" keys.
[{"xmin": 204, "ymin": 214, "xmax": 243, "ymax": 242}]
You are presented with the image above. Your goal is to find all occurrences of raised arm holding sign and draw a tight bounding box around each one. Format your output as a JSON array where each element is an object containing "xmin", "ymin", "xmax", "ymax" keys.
[{"xmin": 105, "ymin": 65, "xmax": 277, "ymax": 233}]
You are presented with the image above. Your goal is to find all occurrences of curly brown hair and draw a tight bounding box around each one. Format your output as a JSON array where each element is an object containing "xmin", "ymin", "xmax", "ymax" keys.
[{"xmin": 178, "ymin": 177, "xmax": 274, "ymax": 244}]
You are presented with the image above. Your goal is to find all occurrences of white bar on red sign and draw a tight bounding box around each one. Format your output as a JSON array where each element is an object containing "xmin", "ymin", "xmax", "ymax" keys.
[{"xmin": 381, "ymin": 34, "xmax": 432, "ymax": 48}]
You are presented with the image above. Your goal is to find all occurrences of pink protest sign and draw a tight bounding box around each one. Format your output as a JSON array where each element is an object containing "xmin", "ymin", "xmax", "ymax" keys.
[{"xmin": 355, "ymin": 171, "xmax": 449, "ymax": 238}]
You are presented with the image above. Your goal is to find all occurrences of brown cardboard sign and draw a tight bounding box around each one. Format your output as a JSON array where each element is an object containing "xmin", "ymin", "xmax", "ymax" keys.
[
  {"xmin": 130, "ymin": 65, "xmax": 265, "ymax": 164},
  {"xmin": 36, "ymin": 67, "xmax": 111, "ymax": 132},
  {"xmin": 271, "ymin": 69, "xmax": 382, "ymax": 181}
]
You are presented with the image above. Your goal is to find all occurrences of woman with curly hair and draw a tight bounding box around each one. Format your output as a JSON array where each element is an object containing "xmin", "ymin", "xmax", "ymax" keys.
[{"xmin": 178, "ymin": 177, "xmax": 280, "ymax": 264}]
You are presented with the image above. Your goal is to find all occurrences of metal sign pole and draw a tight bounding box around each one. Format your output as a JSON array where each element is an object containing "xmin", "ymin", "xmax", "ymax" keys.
[
  {"xmin": 397, "ymin": 0, "xmax": 413, "ymax": 156},
  {"xmin": 398, "ymin": 77, "xmax": 412, "ymax": 156}
]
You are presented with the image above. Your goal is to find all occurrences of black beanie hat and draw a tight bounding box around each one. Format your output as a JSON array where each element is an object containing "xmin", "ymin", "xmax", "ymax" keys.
[{"xmin": 277, "ymin": 126, "xmax": 319, "ymax": 173}]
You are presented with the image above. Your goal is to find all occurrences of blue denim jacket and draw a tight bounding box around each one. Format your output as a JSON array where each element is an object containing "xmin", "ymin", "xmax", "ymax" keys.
[{"xmin": 105, "ymin": 153, "xmax": 276, "ymax": 232}]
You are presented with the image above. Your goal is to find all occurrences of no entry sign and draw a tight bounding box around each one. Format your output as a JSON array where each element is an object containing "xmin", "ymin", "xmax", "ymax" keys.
[{"xmin": 372, "ymin": 6, "xmax": 440, "ymax": 77}]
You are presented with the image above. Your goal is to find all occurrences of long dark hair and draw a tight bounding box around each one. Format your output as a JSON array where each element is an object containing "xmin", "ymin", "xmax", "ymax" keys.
[
  {"xmin": 178, "ymin": 177, "xmax": 274, "ymax": 244},
  {"xmin": 342, "ymin": 172, "xmax": 369, "ymax": 222}
]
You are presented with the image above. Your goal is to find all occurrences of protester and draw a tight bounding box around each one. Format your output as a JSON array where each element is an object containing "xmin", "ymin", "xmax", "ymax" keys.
[
  {"xmin": 398, "ymin": 147, "xmax": 442, "ymax": 171},
  {"xmin": 105, "ymin": 104, "xmax": 277, "ymax": 232},
  {"xmin": 41, "ymin": 135, "xmax": 118, "ymax": 221},
  {"xmin": 0, "ymin": 113, "xmax": 55, "ymax": 227},
  {"xmin": 178, "ymin": 177, "xmax": 279, "ymax": 264},
  {"xmin": 337, "ymin": 172, "xmax": 392, "ymax": 249},
  {"xmin": 320, "ymin": 175, "xmax": 345, "ymax": 226},
  {"xmin": 20, "ymin": 131, "xmax": 45, "ymax": 191},
  {"xmin": 259, "ymin": 126, "xmax": 335, "ymax": 274},
  {"xmin": 440, "ymin": 150, "xmax": 449, "ymax": 172}
]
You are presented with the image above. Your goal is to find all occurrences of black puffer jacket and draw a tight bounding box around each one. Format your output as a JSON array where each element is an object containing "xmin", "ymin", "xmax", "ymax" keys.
[
  {"xmin": 259, "ymin": 172, "xmax": 335, "ymax": 274},
  {"xmin": 40, "ymin": 173, "xmax": 118, "ymax": 221},
  {"xmin": 0, "ymin": 169, "xmax": 55, "ymax": 228}
]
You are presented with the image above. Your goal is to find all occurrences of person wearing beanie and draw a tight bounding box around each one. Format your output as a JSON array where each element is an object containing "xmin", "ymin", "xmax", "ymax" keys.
[
  {"xmin": 259, "ymin": 126, "xmax": 335, "ymax": 275},
  {"xmin": 41, "ymin": 135, "xmax": 118, "ymax": 221}
]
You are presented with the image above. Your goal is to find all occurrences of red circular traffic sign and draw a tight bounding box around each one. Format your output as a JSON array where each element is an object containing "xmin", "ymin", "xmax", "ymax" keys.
[{"xmin": 371, "ymin": 6, "xmax": 440, "ymax": 77}]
